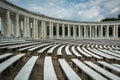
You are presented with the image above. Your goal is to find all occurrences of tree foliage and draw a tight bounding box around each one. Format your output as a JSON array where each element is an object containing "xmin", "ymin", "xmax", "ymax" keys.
[{"xmin": 101, "ymin": 14, "xmax": 120, "ymax": 22}]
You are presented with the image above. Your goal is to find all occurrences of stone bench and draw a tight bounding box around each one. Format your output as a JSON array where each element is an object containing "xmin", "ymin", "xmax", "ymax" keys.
[
  {"xmin": 44, "ymin": 56, "xmax": 57, "ymax": 80},
  {"xmin": 71, "ymin": 45, "xmax": 82, "ymax": 58},
  {"xmin": 0, "ymin": 53, "xmax": 12, "ymax": 61},
  {"xmin": 77, "ymin": 46, "xmax": 92, "ymax": 60},
  {"xmin": 98, "ymin": 61, "xmax": 120, "ymax": 76},
  {"xmin": 59, "ymin": 59, "xmax": 81, "ymax": 80},
  {"xmin": 85, "ymin": 61, "xmax": 120, "ymax": 80},
  {"xmin": 72, "ymin": 59, "xmax": 107, "ymax": 80},
  {"xmin": 57, "ymin": 45, "xmax": 65, "ymax": 58},
  {"xmin": 14, "ymin": 56, "xmax": 38, "ymax": 80},
  {"xmin": 0, "ymin": 54, "xmax": 25, "ymax": 73}
]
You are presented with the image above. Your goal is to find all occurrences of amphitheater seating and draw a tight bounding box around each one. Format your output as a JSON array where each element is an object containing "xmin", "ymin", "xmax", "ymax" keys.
[
  {"xmin": 92, "ymin": 48, "xmax": 114, "ymax": 60},
  {"xmin": 65, "ymin": 45, "xmax": 72, "ymax": 56},
  {"xmin": 97, "ymin": 49, "xmax": 120, "ymax": 62},
  {"xmin": 84, "ymin": 61, "xmax": 120, "ymax": 80},
  {"xmin": 98, "ymin": 61, "xmax": 120, "ymax": 74},
  {"xmin": 57, "ymin": 45, "xmax": 66, "ymax": 58},
  {"xmin": 47, "ymin": 44, "xmax": 61, "ymax": 55},
  {"xmin": 110, "ymin": 49, "xmax": 120, "ymax": 54},
  {"xmin": 77, "ymin": 46, "xmax": 92, "ymax": 59},
  {"xmin": 37, "ymin": 45, "xmax": 54, "ymax": 53},
  {"xmin": 44, "ymin": 56, "xmax": 57, "ymax": 80},
  {"xmin": 112, "ymin": 64, "xmax": 120, "ymax": 68},
  {"xmin": 72, "ymin": 59, "xmax": 107, "ymax": 80},
  {"xmin": 98, "ymin": 49, "xmax": 120, "ymax": 58},
  {"xmin": 28, "ymin": 43, "xmax": 51, "ymax": 52},
  {"xmin": 82, "ymin": 46, "xmax": 103, "ymax": 60},
  {"xmin": 0, "ymin": 54, "xmax": 25, "ymax": 73},
  {"xmin": 14, "ymin": 56, "xmax": 38, "ymax": 80},
  {"xmin": 59, "ymin": 59, "xmax": 82, "ymax": 80},
  {"xmin": 0, "ymin": 39, "xmax": 120, "ymax": 80},
  {"xmin": 0, "ymin": 53, "xmax": 12, "ymax": 60},
  {"xmin": 18, "ymin": 45, "xmax": 38, "ymax": 52},
  {"xmin": 71, "ymin": 45, "xmax": 82, "ymax": 58}
]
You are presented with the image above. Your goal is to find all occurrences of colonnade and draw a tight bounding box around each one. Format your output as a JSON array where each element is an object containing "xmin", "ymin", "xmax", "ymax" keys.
[{"xmin": 0, "ymin": 0, "xmax": 120, "ymax": 40}]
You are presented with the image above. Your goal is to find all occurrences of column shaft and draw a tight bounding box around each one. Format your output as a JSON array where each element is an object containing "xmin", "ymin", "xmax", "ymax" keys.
[
  {"xmin": 15, "ymin": 14, "xmax": 19, "ymax": 37},
  {"xmin": 35, "ymin": 20, "xmax": 38, "ymax": 38},
  {"xmin": 90, "ymin": 25, "xmax": 91, "ymax": 38},
  {"xmin": 107, "ymin": 25, "xmax": 109, "ymax": 37},
  {"xmin": 79, "ymin": 25, "xmax": 81, "ymax": 37},
  {"xmin": 26, "ymin": 17, "xmax": 30, "ymax": 37},
  {"xmin": 6, "ymin": 10, "xmax": 11, "ymax": 37},
  {"xmin": 113, "ymin": 25, "xmax": 116, "ymax": 37},
  {"xmin": 68, "ymin": 24, "xmax": 70, "ymax": 37},
  {"xmin": 32, "ymin": 19, "xmax": 36, "ymax": 38},
  {"xmin": 101, "ymin": 25, "xmax": 103, "ymax": 37},
  {"xmin": 95, "ymin": 25, "xmax": 97, "ymax": 37},
  {"xmin": 62, "ymin": 24, "xmax": 65, "ymax": 37},
  {"xmin": 23, "ymin": 16, "xmax": 27, "ymax": 37},
  {"xmin": 84, "ymin": 25, "xmax": 86, "ymax": 37},
  {"xmin": 56, "ymin": 23, "xmax": 59, "ymax": 38},
  {"xmin": 73, "ymin": 25, "xmax": 76, "ymax": 37},
  {"xmin": 49, "ymin": 22, "xmax": 53, "ymax": 39},
  {"xmin": 41, "ymin": 20, "xmax": 44, "ymax": 39},
  {"xmin": 116, "ymin": 25, "xmax": 118, "ymax": 38}
]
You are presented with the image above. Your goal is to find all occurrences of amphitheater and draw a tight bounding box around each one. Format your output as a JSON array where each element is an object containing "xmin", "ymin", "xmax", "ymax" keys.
[{"xmin": 0, "ymin": 0, "xmax": 120, "ymax": 80}]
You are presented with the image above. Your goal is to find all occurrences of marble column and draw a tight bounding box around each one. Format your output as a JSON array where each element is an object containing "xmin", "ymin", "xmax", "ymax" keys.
[
  {"xmin": 49, "ymin": 22, "xmax": 53, "ymax": 39},
  {"xmin": 1, "ymin": 18, "xmax": 4, "ymax": 35},
  {"xmin": 86, "ymin": 26, "xmax": 88, "ymax": 37},
  {"xmin": 23, "ymin": 16, "xmax": 27, "ymax": 37},
  {"xmin": 113, "ymin": 25, "xmax": 116, "ymax": 37},
  {"xmin": 51, "ymin": 22, "xmax": 53, "ymax": 38},
  {"xmin": 68, "ymin": 24, "xmax": 70, "ymax": 37},
  {"xmin": 56, "ymin": 23, "xmax": 59, "ymax": 38},
  {"xmin": 15, "ymin": 13, "xmax": 19, "ymax": 37},
  {"xmin": 41, "ymin": 20, "xmax": 44, "ymax": 39},
  {"xmin": 79, "ymin": 25, "xmax": 81, "ymax": 37},
  {"xmin": 26, "ymin": 17, "xmax": 30, "ymax": 37},
  {"xmin": 32, "ymin": 19, "xmax": 36, "ymax": 38},
  {"xmin": 73, "ymin": 25, "xmax": 76, "ymax": 37},
  {"xmin": 93, "ymin": 26, "xmax": 95, "ymax": 37},
  {"xmin": 101, "ymin": 25, "xmax": 103, "ymax": 37},
  {"xmin": 6, "ymin": 10, "xmax": 11, "ymax": 37},
  {"xmin": 35, "ymin": 19, "xmax": 38, "ymax": 38},
  {"xmin": 107, "ymin": 25, "xmax": 109, "ymax": 37},
  {"xmin": 116, "ymin": 25, "xmax": 118, "ymax": 38},
  {"xmin": 44, "ymin": 21, "xmax": 46, "ymax": 38},
  {"xmin": 84, "ymin": 25, "xmax": 86, "ymax": 37},
  {"xmin": 62, "ymin": 24, "xmax": 65, "ymax": 37},
  {"xmin": 90, "ymin": 25, "xmax": 92, "ymax": 38},
  {"xmin": 95, "ymin": 25, "xmax": 97, "ymax": 37},
  {"xmin": 81, "ymin": 26, "xmax": 83, "ymax": 37}
]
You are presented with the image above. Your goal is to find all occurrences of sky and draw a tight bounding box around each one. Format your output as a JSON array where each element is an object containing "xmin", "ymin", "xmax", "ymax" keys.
[{"xmin": 5, "ymin": 0, "xmax": 120, "ymax": 22}]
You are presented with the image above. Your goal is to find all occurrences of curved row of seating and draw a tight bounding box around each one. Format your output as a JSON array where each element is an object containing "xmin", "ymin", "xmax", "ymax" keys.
[{"xmin": 0, "ymin": 39, "xmax": 120, "ymax": 80}]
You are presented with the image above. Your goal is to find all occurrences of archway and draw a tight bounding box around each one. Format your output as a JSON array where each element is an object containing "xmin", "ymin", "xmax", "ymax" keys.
[
  {"xmin": 118, "ymin": 26, "xmax": 120, "ymax": 37},
  {"xmin": 82, "ymin": 27, "xmax": 84, "ymax": 37},
  {"xmin": 71, "ymin": 27, "xmax": 73, "ymax": 36},
  {"xmin": 53, "ymin": 26, "xmax": 56, "ymax": 36},
  {"xmin": 0, "ymin": 17, "xmax": 1, "ymax": 35},
  {"xmin": 65, "ymin": 26, "xmax": 68, "ymax": 36},
  {"xmin": 76, "ymin": 27, "xmax": 79, "ymax": 37},
  {"xmin": 103, "ymin": 26, "xmax": 106, "ymax": 37},
  {"xmin": 109, "ymin": 26, "xmax": 113, "ymax": 37},
  {"xmin": 59, "ymin": 26, "xmax": 62, "ymax": 36},
  {"xmin": 46, "ymin": 26, "xmax": 49, "ymax": 36}
]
